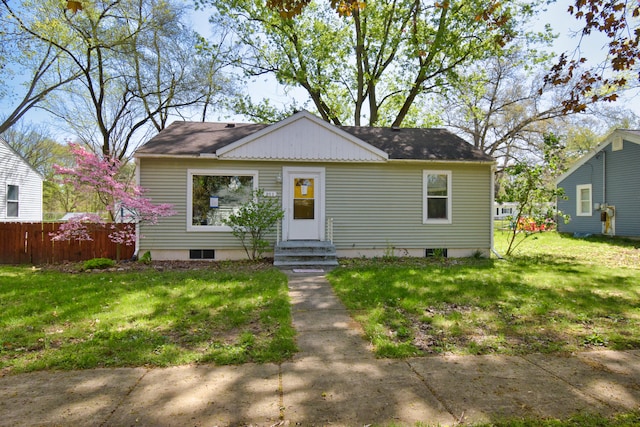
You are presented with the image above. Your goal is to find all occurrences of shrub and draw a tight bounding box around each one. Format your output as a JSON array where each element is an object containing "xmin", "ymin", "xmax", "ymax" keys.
[
  {"xmin": 224, "ymin": 189, "xmax": 284, "ymax": 260},
  {"xmin": 139, "ymin": 251, "xmax": 152, "ymax": 265},
  {"xmin": 83, "ymin": 257, "xmax": 116, "ymax": 270}
]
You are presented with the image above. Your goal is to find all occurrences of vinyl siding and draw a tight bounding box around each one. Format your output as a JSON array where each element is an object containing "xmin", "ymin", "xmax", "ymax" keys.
[
  {"xmin": 138, "ymin": 158, "xmax": 492, "ymax": 254},
  {"xmin": 326, "ymin": 163, "xmax": 492, "ymax": 250},
  {"xmin": 606, "ymin": 140, "xmax": 640, "ymax": 236},
  {"xmin": 558, "ymin": 140, "xmax": 640, "ymax": 237},
  {"xmin": 0, "ymin": 141, "xmax": 43, "ymax": 222},
  {"xmin": 138, "ymin": 158, "xmax": 283, "ymax": 251},
  {"xmin": 557, "ymin": 152, "xmax": 603, "ymax": 235}
]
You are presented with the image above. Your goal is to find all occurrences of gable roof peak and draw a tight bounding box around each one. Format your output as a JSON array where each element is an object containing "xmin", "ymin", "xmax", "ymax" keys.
[{"xmin": 556, "ymin": 128, "xmax": 640, "ymax": 184}]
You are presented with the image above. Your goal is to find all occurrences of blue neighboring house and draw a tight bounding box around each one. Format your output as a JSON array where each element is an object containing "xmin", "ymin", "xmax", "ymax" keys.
[{"xmin": 556, "ymin": 129, "xmax": 640, "ymax": 238}]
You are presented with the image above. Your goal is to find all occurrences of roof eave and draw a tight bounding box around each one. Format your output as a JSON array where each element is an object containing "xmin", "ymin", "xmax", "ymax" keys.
[
  {"xmin": 389, "ymin": 158, "xmax": 496, "ymax": 165},
  {"xmin": 134, "ymin": 153, "xmax": 208, "ymax": 159}
]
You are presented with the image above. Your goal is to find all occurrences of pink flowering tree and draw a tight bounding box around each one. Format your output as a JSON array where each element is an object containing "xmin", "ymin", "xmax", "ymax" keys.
[{"xmin": 50, "ymin": 144, "xmax": 174, "ymax": 250}]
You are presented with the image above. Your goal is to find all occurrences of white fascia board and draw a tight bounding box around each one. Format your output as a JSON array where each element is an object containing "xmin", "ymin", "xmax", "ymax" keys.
[
  {"xmin": 617, "ymin": 129, "xmax": 640, "ymax": 145},
  {"xmin": 134, "ymin": 153, "xmax": 205, "ymax": 159}
]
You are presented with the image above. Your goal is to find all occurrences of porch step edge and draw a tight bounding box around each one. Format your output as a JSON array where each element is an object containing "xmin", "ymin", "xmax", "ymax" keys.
[{"xmin": 274, "ymin": 259, "xmax": 339, "ymax": 267}]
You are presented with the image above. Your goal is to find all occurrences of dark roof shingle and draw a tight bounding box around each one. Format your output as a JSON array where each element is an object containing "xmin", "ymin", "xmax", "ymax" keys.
[
  {"xmin": 339, "ymin": 126, "xmax": 492, "ymax": 162},
  {"xmin": 136, "ymin": 120, "xmax": 493, "ymax": 162},
  {"xmin": 136, "ymin": 121, "xmax": 268, "ymax": 156}
]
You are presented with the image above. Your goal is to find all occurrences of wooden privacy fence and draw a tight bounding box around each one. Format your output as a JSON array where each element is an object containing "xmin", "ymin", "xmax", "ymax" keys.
[{"xmin": 0, "ymin": 222, "xmax": 135, "ymax": 264}]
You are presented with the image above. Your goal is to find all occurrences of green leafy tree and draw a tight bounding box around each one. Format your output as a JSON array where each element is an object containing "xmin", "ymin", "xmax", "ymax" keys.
[
  {"xmin": 207, "ymin": 0, "xmax": 534, "ymax": 126},
  {"xmin": 224, "ymin": 190, "xmax": 285, "ymax": 260},
  {"xmin": 498, "ymin": 133, "xmax": 569, "ymax": 256},
  {"xmin": 1, "ymin": 122, "xmax": 66, "ymax": 177},
  {"xmin": 0, "ymin": 1, "xmax": 80, "ymax": 134},
  {"xmin": 263, "ymin": 0, "xmax": 639, "ymax": 113},
  {"xmin": 440, "ymin": 44, "xmax": 593, "ymax": 170},
  {"xmin": 3, "ymin": 0, "xmax": 231, "ymax": 160}
]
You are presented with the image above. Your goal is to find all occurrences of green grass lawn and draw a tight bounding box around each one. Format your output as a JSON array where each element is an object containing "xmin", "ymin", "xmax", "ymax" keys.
[
  {"xmin": 469, "ymin": 411, "xmax": 640, "ymax": 427},
  {"xmin": 0, "ymin": 264, "xmax": 296, "ymax": 373},
  {"xmin": 328, "ymin": 231, "xmax": 640, "ymax": 358}
]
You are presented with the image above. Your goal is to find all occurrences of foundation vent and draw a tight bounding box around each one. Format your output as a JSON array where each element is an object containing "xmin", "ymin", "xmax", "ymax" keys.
[{"xmin": 189, "ymin": 249, "xmax": 215, "ymax": 260}]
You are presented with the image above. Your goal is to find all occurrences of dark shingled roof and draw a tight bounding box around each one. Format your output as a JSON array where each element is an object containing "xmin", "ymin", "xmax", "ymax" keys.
[
  {"xmin": 136, "ymin": 122, "xmax": 269, "ymax": 156},
  {"xmin": 339, "ymin": 126, "xmax": 492, "ymax": 162},
  {"xmin": 136, "ymin": 120, "xmax": 493, "ymax": 162}
]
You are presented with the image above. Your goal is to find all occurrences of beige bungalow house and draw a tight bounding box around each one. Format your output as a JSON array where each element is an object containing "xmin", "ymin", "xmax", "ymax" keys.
[{"xmin": 134, "ymin": 111, "xmax": 495, "ymax": 266}]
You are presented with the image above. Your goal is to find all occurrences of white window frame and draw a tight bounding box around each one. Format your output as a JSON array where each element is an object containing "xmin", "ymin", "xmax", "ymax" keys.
[
  {"xmin": 576, "ymin": 184, "xmax": 592, "ymax": 217},
  {"xmin": 7, "ymin": 184, "xmax": 19, "ymax": 218},
  {"xmin": 187, "ymin": 169, "xmax": 258, "ymax": 232},
  {"xmin": 423, "ymin": 170, "xmax": 452, "ymax": 224}
]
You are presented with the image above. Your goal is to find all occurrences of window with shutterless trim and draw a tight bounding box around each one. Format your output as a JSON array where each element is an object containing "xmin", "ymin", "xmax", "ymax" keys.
[
  {"xmin": 187, "ymin": 169, "xmax": 258, "ymax": 231},
  {"xmin": 576, "ymin": 184, "xmax": 592, "ymax": 216},
  {"xmin": 7, "ymin": 184, "xmax": 19, "ymax": 217},
  {"xmin": 423, "ymin": 170, "xmax": 452, "ymax": 224}
]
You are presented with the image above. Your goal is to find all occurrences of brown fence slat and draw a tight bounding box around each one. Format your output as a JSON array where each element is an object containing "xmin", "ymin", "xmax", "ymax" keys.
[{"xmin": 0, "ymin": 222, "xmax": 135, "ymax": 265}]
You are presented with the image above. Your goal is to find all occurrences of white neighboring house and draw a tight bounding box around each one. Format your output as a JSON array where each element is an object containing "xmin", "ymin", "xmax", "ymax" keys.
[
  {"xmin": 0, "ymin": 137, "xmax": 44, "ymax": 222},
  {"xmin": 494, "ymin": 202, "xmax": 519, "ymax": 220}
]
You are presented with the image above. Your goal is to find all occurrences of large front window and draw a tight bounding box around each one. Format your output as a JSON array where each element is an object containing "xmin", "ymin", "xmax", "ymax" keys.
[
  {"xmin": 187, "ymin": 170, "xmax": 257, "ymax": 230},
  {"xmin": 423, "ymin": 171, "xmax": 452, "ymax": 224}
]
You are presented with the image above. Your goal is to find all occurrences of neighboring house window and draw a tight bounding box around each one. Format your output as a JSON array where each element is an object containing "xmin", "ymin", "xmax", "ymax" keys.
[
  {"xmin": 423, "ymin": 170, "xmax": 452, "ymax": 224},
  {"xmin": 187, "ymin": 169, "xmax": 258, "ymax": 231},
  {"xmin": 576, "ymin": 184, "xmax": 592, "ymax": 216},
  {"xmin": 7, "ymin": 185, "xmax": 19, "ymax": 217}
]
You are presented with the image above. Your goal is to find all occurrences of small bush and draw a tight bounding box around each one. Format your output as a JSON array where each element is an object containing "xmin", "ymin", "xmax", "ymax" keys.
[
  {"xmin": 83, "ymin": 257, "xmax": 116, "ymax": 270},
  {"xmin": 224, "ymin": 189, "xmax": 284, "ymax": 260},
  {"xmin": 139, "ymin": 251, "xmax": 152, "ymax": 265}
]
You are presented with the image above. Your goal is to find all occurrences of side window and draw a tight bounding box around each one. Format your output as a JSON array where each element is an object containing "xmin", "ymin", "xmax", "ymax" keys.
[
  {"xmin": 423, "ymin": 170, "xmax": 452, "ymax": 224},
  {"xmin": 187, "ymin": 170, "xmax": 258, "ymax": 231},
  {"xmin": 576, "ymin": 184, "xmax": 592, "ymax": 216},
  {"xmin": 7, "ymin": 185, "xmax": 19, "ymax": 217}
]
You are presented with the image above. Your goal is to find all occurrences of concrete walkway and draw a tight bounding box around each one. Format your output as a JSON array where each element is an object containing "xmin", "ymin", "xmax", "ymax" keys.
[{"xmin": 1, "ymin": 270, "xmax": 640, "ymax": 426}]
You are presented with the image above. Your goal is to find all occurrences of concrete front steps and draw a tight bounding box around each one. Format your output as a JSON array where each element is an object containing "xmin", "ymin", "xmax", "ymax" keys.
[{"xmin": 273, "ymin": 240, "xmax": 338, "ymax": 268}]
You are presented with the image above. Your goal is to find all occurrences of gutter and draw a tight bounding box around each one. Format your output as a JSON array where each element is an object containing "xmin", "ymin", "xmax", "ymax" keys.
[
  {"xmin": 389, "ymin": 158, "xmax": 496, "ymax": 165},
  {"xmin": 134, "ymin": 153, "xmax": 206, "ymax": 159}
]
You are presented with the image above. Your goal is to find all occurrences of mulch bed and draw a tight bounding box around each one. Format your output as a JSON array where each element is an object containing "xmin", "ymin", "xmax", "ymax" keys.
[{"xmin": 37, "ymin": 259, "xmax": 276, "ymax": 273}]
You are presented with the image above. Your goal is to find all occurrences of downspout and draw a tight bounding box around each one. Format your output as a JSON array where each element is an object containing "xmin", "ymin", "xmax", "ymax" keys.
[{"xmin": 602, "ymin": 149, "xmax": 606, "ymax": 206}]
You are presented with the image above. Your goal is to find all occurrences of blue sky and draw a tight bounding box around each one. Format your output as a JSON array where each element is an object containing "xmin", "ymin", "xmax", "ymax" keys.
[
  {"xmin": 188, "ymin": 0, "xmax": 638, "ymax": 119},
  {"xmin": 1, "ymin": 0, "xmax": 637, "ymax": 144}
]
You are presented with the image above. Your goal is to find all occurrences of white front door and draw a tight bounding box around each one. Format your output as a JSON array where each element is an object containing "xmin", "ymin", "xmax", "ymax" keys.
[{"xmin": 283, "ymin": 167, "xmax": 325, "ymax": 241}]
